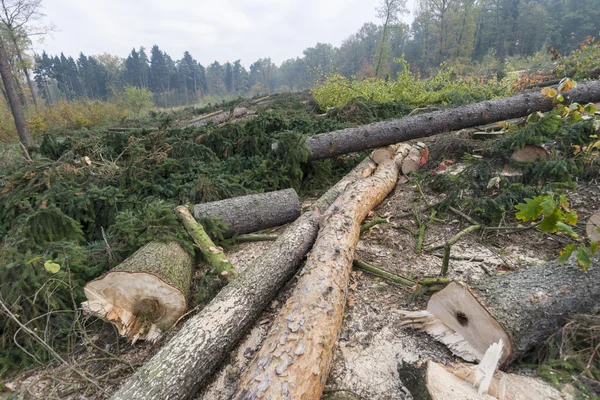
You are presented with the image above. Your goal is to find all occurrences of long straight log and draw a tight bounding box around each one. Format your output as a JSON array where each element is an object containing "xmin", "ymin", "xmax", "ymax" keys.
[
  {"xmin": 110, "ymin": 158, "xmax": 379, "ymax": 400},
  {"xmin": 401, "ymin": 255, "xmax": 600, "ymax": 367},
  {"xmin": 306, "ymin": 80, "xmax": 600, "ymax": 160},
  {"xmin": 194, "ymin": 189, "xmax": 301, "ymax": 238},
  {"xmin": 235, "ymin": 143, "xmax": 415, "ymax": 400}
]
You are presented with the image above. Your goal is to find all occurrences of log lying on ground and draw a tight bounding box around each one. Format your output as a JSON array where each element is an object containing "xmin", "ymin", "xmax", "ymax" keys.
[
  {"xmin": 235, "ymin": 143, "xmax": 416, "ymax": 400},
  {"xmin": 399, "ymin": 356, "xmax": 565, "ymax": 399},
  {"xmin": 305, "ymin": 80, "xmax": 600, "ymax": 160},
  {"xmin": 82, "ymin": 242, "xmax": 193, "ymax": 343},
  {"xmin": 194, "ymin": 188, "xmax": 301, "ymax": 238},
  {"xmin": 400, "ymin": 255, "xmax": 600, "ymax": 367},
  {"xmin": 111, "ymin": 157, "xmax": 379, "ymax": 400},
  {"xmin": 175, "ymin": 205, "xmax": 238, "ymax": 282}
]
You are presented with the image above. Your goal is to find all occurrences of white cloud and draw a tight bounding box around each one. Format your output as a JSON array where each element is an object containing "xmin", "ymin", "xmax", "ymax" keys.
[{"xmin": 37, "ymin": 0, "xmax": 416, "ymax": 66}]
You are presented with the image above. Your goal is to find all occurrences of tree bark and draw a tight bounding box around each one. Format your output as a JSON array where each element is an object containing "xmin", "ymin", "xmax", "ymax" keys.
[
  {"xmin": 175, "ymin": 205, "xmax": 238, "ymax": 282},
  {"xmin": 11, "ymin": 37, "xmax": 37, "ymax": 108},
  {"xmin": 234, "ymin": 144, "xmax": 415, "ymax": 400},
  {"xmin": 401, "ymin": 255, "xmax": 600, "ymax": 367},
  {"xmin": 193, "ymin": 188, "xmax": 301, "ymax": 238},
  {"xmin": 0, "ymin": 35, "xmax": 33, "ymax": 146},
  {"xmin": 110, "ymin": 158, "xmax": 379, "ymax": 400},
  {"xmin": 82, "ymin": 241, "xmax": 193, "ymax": 343},
  {"xmin": 305, "ymin": 79, "xmax": 600, "ymax": 160}
]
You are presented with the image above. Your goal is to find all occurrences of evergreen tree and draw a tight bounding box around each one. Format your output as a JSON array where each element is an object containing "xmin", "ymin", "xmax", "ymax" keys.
[
  {"xmin": 150, "ymin": 44, "xmax": 169, "ymax": 94},
  {"xmin": 224, "ymin": 62, "xmax": 233, "ymax": 93}
]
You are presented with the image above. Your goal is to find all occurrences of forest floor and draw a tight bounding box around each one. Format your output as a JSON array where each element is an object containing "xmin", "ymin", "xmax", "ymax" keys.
[{"xmin": 5, "ymin": 148, "xmax": 597, "ymax": 399}]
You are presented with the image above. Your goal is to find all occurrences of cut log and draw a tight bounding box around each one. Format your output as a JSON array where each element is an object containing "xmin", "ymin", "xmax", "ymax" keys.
[
  {"xmin": 305, "ymin": 80, "xmax": 600, "ymax": 160},
  {"xmin": 193, "ymin": 188, "xmax": 301, "ymax": 238},
  {"xmin": 110, "ymin": 157, "xmax": 379, "ymax": 400},
  {"xmin": 399, "ymin": 359, "xmax": 566, "ymax": 400},
  {"xmin": 510, "ymin": 145, "xmax": 550, "ymax": 162},
  {"xmin": 400, "ymin": 255, "xmax": 600, "ymax": 367},
  {"xmin": 82, "ymin": 242, "xmax": 193, "ymax": 343},
  {"xmin": 235, "ymin": 143, "xmax": 417, "ymax": 400},
  {"xmin": 175, "ymin": 205, "xmax": 238, "ymax": 282},
  {"xmin": 587, "ymin": 212, "xmax": 600, "ymax": 242}
]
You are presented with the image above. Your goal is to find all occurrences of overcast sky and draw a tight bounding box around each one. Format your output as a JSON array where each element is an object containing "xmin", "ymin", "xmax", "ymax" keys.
[{"xmin": 36, "ymin": 0, "xmax": 416, "ymax": 67}]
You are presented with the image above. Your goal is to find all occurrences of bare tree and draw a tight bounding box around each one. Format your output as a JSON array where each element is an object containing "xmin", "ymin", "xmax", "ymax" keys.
[
  {"xmin": 0, "ymin": 0, "xmax": 55, "ymax": 107},
  {"xmin": 0, "ymin": 33, "xmax": 33, "ymax": 145},
  {"xmin": 374, "ymin": 0, "xmax": 408, "ymax": 78}
]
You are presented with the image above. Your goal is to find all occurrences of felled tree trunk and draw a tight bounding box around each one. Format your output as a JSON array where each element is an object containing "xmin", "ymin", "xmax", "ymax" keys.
[
  {"xmin": 305, "ymin": 80, "xmax": 600, "ymax": 160},
  {"xmin": 110, "ymin": 157, "xmax": 379, "ymax": 400},
  {"xmin": 235, "ymin": 144, "xmax": 416, "ymax": 400},
  {"xmin": 83, "ymin": 242, "xmax": 193, "ymax": 343},
  {"xmin": 175, "ymin": 205, "xmax": 238, "ymax": 282},
  {"xmin": 399, "ymin": 359, "xmax": 565, "ymax": 400},
  {"xmin": 193, "ymin": 188, "xmax": 301, "ymax": 238},
  {"xmin": 401, "ymin": 256, "xmax": 600, "ymax": 367}
]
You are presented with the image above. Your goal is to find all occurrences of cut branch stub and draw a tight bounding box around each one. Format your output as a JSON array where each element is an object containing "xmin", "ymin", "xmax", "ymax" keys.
[{"xmin": 82, "ymin": 241, "xmax": 193, "ymax": 343}]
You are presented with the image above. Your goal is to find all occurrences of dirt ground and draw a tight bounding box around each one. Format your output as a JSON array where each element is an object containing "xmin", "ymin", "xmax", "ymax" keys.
[{"xmin": 4, "ymin": 175, "xmax": 598, "ymax": 400}]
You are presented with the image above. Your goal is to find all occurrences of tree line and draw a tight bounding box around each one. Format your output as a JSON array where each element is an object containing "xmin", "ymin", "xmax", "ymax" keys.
[{"xmin": 26, "ymin": 0, "xmax": 598, "ymax": 109}]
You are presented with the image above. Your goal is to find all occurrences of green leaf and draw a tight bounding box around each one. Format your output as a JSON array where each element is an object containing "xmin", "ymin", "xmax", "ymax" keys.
[
  {"xmin": 556, "ymin": 222, "xmax": 578, "ymax": 237},
  {"xmin": 540, "ymin": 196, "xmax": 556, "ymax": 216},
  {"xmin": 590, "ymin": 241, "xmax": 599, "ymax": 255},
  {"xmin": 576, "ymin": 246, "xmax": 592, "ymax": 272},
  {"xmin": 558, "ymin": 244, "xmax": 576, "ymax": 263},
  {"xmin": 515, "ymin": 197, "xmax": 545, "ymax": 222},
  {"xmin": 44, "ymin": 260, "xmax": 61, "ymax": 274},
  {"xmin": 584, "ymin": 103, "xmax": 597, "ymax": 114},
  {"xmin": 559, "ymin": 195, "xmax": 570, "ymax": 211},
  {"xmin": 564, "ymin": 210, "xmax": 578, "ymax": 225},
  {"xmin": 539, "ymin": 209, "xmax": 561, "ymax": 233}
]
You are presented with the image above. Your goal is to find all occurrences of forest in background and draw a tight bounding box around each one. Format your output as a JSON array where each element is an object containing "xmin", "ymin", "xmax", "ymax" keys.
[{"xmin": 2, "ymin": 0, "xmax": 599, "ymax": 114}]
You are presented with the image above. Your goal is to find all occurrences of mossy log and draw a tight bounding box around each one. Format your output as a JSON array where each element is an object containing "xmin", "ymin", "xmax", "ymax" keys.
[
  {"xmin": 193, "ymin": 188, "xmax": 301, "ymax": 238},
  {"xmin": 82, "ymin": 242, "xmax": 193, "ymax": 343},
  {"xmin": 175, "ymin": 205, "xmax": 237, "ymax": 282},
  {"xmin": 305, "ymin": 79, "xmax": 600, "ymax": 160},
  {"xmin": 235, "ymin": 143, "xmax": 417, "ymax": 400},
  {"xmin": 401, "ymin": 255, "xmax": 600, "ymax": 367},
  {"xmin": 110, "ymin": 157, "xmax": 379, "ymax": 400}
]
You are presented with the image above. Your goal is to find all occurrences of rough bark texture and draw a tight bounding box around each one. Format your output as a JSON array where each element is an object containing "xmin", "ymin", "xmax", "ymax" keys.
[
  {"xmin": 235, "ymin": 144, "xmax": 413, "ymax": 400},
  {"xmin": 430, "ymin": 255, "xmax": 600, "ymax": 366},
  {"xmin": 194, "ymin": 189, "xmax": 301, "ymax": 238},
  {"xmin": 305, "ymin": 80, "xmax": 600, "ymax": 160},
  {"xmin": 83, "ymin": 242, "xmax": 193, "ymax": 342},
  {"xmin": 110, "ymin": 158, "xmax": 378, "ymax": 400},
  {"xmin": 0, "ymin": 35, "xmax": 34, "ymax": 146},
  {"xmin": 175, "ymin": 205, "xmax": 238, "ymax": 282}
]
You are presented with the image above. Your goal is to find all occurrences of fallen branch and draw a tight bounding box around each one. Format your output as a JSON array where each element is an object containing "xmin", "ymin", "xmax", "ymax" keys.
[
  {"xmin": 353, "ymin": 259, "xmax": 416, "ymax": 286},
  {"xmin": 175, "ymin": 205, "xmax": 237, "ymax": 282},
  {"xmin": 424, "ymin": 225, "xmax": 483, "ymax": 252},
  {"xmin": 360, "ymin": 216, "xmax": 389, "ymax": 234}
]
